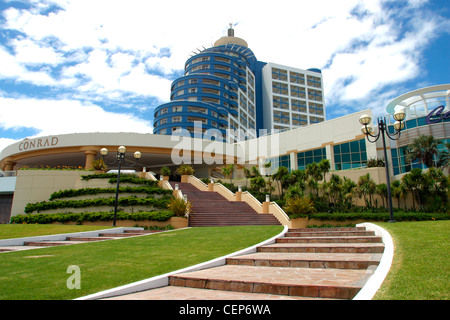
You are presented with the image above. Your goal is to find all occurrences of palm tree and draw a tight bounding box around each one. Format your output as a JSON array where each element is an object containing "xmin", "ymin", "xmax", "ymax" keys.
[
  {"xmin": 405, "ymin": 135, "xmax": 442, "ymax": 168},
  {"xmin": 402, "ymin": 168, "xmax": 425, "ymax": 210},
  {"xmin": 243, "ymin": 167, "xmax": 251, "ymax": 188},
  {"xmin": 437, "ymin": 143, "xmax": 450, "ymax": 168},
  {"xmin": 222, "ymin": 164, "xmax": 234, "ymax": 185},
  {"xmin": 341, "ymin": 177, "xmax": 357, "ymax": 209},
  {"xmin": 328, "ymin": 174, "xmax": 343, "ymax": 205},
  {"xmin": 273, "ymin": 166, "xmax": 290, "ymax": 198},
  {"xmin": 318, "ymin": 159, "xmax": 331, "ymax": 183},
  {"xmin": 357, "ymin": 173, "xmax": 376, "ymax": 207},
  {"xmin": 391, "ymin": 180, "xmax": 404, "ymax": 209},
  {"xmin": 306, "ymin": 162, "xmax": 322, "ymax": 197},
  {"xmin": 376, "ymin": 183, "xmax": 388, "ymax": 208}
]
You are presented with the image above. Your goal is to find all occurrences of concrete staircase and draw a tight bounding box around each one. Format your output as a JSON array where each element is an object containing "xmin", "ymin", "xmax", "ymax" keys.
[
  {"xmin": 107, "ymin": 226, "xmax": 385, "ymax": 300},
  {"xmin": 170, "ymin": 182, "xmax": 280, "ymax": 227}
]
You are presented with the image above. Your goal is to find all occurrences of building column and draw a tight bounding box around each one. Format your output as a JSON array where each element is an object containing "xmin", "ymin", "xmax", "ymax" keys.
[
  {"xmin": 3, "ymin": 160, "xmax": 16, "ymax": 172},
  {"xmin": 325, "ymin": 145, "xmax": 334, "ymax": 171},
  {"xmin": 289, "ymin": 152, "xmax": 297, "ymax": 171},
  {"xmin": 84, "ymin": 150, "xmax": 97, "ymax": 170}
]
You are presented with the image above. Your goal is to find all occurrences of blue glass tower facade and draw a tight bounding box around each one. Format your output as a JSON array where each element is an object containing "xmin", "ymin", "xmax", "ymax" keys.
[
  {"xmin": 153, "ymin": 26, "xmax": 261, "ymax": 142},
  {"xmin": 153, "ymin": 26, "xmax": 325, "ymax": 141}
]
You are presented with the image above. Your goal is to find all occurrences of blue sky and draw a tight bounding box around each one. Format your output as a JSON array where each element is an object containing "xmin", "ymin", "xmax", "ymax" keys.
[{"xmin": 0, "ymin": 0, "xmax": 449, "ymax": 153}]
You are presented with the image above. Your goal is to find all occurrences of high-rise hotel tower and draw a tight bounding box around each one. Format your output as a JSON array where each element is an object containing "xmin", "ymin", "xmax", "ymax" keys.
[{"xmin": 153, "ymin": 26, "xmax": 325, "ymax": 141}]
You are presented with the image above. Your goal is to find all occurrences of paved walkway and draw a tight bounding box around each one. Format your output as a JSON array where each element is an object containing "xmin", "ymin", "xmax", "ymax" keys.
[{"xmin": 103, "ymin": 225, "xmax": 387, "ymax": 300}]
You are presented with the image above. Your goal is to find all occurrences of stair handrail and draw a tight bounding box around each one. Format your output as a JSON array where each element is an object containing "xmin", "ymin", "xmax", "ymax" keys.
[
  {"xmin": 267, "ymin": 200, "xmax": 291, "ymax": 225},
  {"xmin": 143, "ymin": 172, "xmax": 158, "ymax": 181},
  {"xmin": 240, "ymin": 191, "xmax": 263, "ymax": 212},
  {"xmin": 186, "ymin": 175, "xmax": 208, "ymax": 191},
  {"xmin": 213, "ymin": 182, "xmax": 236, "ymax": 201}
]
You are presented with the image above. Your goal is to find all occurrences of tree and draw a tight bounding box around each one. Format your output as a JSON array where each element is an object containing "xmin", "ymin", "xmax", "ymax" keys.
[
  {"xmin": 243, "ymin": 167, "xmax": 251, "ymax": 188},
  {"xmin": 306, "ymin": 162, "xmax": 322, "ymax": 197},
  {"xmin": 391, "ymin": 180, "xmax": 406, "ymax": 209},
  {"xmin": 289, "ymin": 169, "xmax": 307, "ymax": 197},
  {"xmin": 356, "ymin": 173, "xmax": 376, "ymax": 207},
  {"xmin": 376, "ymin": 183, "xmax": 388, "ymax": 208},
  {"xmin": 341, "ymin": 177, "xmax": 357, "ymax": 209},
  {"xmin": 250, "ymin": 176, "xmax": 265, "ymax": 193},
  {"xmin": 318, "ymin": 159, "xmax": 331, "ymax": 183},
  {"xmin": 221, "ymin": 164, "xmax": 234, "ymax": 185},
  {"xmin": 264, "ymin": 162, "xmax": 274, "ymax": 196},
  {"xmin": 273, "ymin": 166, "xmax": 290, "ymax": 198},
  {"xmin": 423, "ymin": 167, "xmax": 449, "ymax": 210},
  {"xmin": 437, "ymin": 143, "xmax": 450, "ymax": 168},
  {"xmin": 405, "ymin": 135, "xmax": 442, "ymax": 168},
  {"xmin": 402, "ymin": 168, "xmax": 426, "ymax": 210},
  {"xmin": 328, "ymin": 174, "xmax": 343, "ymax": 205}
]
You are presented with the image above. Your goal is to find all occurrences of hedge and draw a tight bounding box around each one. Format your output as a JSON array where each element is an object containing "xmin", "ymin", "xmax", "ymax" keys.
[
  {"xmin": 81, "ymin": 173, "xmax": 158, "ymax": 187},
  {"xmin": 24, "ymin": 196, "xmax": 172, "ymax": 214},
  {"xmin": 289, "ymin": 212, "xmax": 450, "ymax": 221},
  {"xmin": 49, "ymin": 187, "xmax": 172, "ymax": 200},
  {"xmin": 10, "ymin": 211, "xmax": 175, "ymax": 224}
]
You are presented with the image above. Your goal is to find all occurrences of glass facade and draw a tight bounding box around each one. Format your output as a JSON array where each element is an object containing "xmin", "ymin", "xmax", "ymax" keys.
[
  {"xmin": 333, "ymin": 139, "xmax": 367, "ymax": 170},
  {"xmin": 296, "ymin": 148, "xmax": 326, "ymax": 170},
  {"xmin": 391, "ymin": 138, "xmax": 450, "ymax": 175},
  {"xmin": 266, "ymin": 154, "xmax": 291, "ymax": 173}
]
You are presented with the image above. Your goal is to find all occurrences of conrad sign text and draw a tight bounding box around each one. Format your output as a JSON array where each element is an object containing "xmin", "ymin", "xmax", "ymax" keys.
[{"xmin": 19, "ymin": 137, "xmax": 59, "ymax": 151}]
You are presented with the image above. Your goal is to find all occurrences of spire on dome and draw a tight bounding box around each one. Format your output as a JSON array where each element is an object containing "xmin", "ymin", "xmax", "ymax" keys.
[
  {"xmin": 228, "ymin": 23, "xmax": 234, "ymax": 37},
  {"xmin": 214, "ymin": 23, "xmax": 248, "ymax": 48}
]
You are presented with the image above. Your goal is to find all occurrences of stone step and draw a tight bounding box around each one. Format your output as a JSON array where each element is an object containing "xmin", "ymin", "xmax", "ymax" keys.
[
  {"xmin": 23, "ymin": 240, "xmax": 82, "ymax": 246},
  {"xmin": 104, "ymin": 285, "xmax": 333, "ymax": 300},
  {"xmin": 98, "ymin": 233, "xmax": 143, "ymax": 237},
  {"xmin": 226, "ymin": 252, "xmax": 382, "ymax": 269},
  {"xmin": 258, "ymin": 242, "xmax": 385, "ymax": 254},
  {"xmin": 285, "ymin": 230, "xmax": 375, "ymax": 237},
  {"xmin": 276, "ymin": 236, "xmax": 382, "ymax": 244},
  {"xmin": 65, "ymin": 236, "xmax": 118, "ymax": 241},
  {"xmin": 288, "ymin": 227, "xmax": 366, "ymax": 232},
  {"xmin": 169, "ymin": 265, "xmax": 369, "ymax": 299},
  {"xmin": 123, "ymin": 230, "xmax": 164, "ymax": 234}
]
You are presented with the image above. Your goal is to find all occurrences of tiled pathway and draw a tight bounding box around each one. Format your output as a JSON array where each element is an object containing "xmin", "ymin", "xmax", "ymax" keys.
[{"xmin": 105, "ymin": 226, "xmax": 384, "ymax": 300}]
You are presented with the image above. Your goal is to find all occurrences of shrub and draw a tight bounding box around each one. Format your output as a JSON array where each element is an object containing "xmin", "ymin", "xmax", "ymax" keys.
[
  {"xmin": 49, "ymin": 187, "xmax": 172, "ymax": 200},
  {"xmin": 160, "ymin": 166, "xmax": 171, "ymax": 176},
  {"xmin": 176, "ymin": 164, "xmax": 194, "ymax": 176},
  {"xmin": 167, "ymin": 198, "xmax": 191, "ymax": 217},
  {"xmin": 91, "ymin": 159, "xmax": 108, "ymax": 171},
  {"xmin": 10, "ymin": 211, "xmax": 175, "ymax": 224},
  {"xmin": 284, "ymin": 195, "xmax": 316, "ymax": 217},
  {"xmin": 24, "ymin": 196, "xmax": 172, "ymax": 213}
]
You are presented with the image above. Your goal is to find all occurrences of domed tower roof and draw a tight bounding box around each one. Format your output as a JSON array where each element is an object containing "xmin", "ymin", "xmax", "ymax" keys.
[{"xmin": 214, "ymin": 24, "xmax": 248, "ymax": 48}]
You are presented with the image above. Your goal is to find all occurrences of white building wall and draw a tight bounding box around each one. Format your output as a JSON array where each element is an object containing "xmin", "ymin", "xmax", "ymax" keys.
[{"xmin": 261, "ymin": 62, "xmax": 325, "ymax": 133}]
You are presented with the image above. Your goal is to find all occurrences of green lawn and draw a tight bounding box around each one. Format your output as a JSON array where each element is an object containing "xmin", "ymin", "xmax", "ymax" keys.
[
  {"xmin": 374, "ymin": 220, "xmax": 450, "ymax": 300},
  {"xmin": 1, "ymin": 221, "xmax": 448, "ymax": 300},
  {"xmin": 0, "ymin": 224, "xmax": 113, "ymax": 240},
  {"xmin": 0, "ymin": 225, "xmax": 283, "ymax": 300}
]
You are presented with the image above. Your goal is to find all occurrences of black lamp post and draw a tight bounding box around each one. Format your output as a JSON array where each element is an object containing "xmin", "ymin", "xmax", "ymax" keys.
[
  {"xmin": 359, "ymin": 108, "xmax": 406, "ymax": 223},
  {"xmin": 100, "ymin": 146, "xmax": 142, "ymax": 227}
]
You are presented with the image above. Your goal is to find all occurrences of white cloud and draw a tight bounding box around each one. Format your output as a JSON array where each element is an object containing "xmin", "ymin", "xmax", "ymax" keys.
[
  {"xmin": 0, "ymin": 97, "xmax": 153, "ymax": 138},
  {"xmin": 0, "ymin": 0, "xmax": 447, "ymax": 132}
]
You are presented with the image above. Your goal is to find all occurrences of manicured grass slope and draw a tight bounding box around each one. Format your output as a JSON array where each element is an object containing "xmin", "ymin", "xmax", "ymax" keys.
[
  {"xmin": 0, "ymin": 224, "xmax": 113, "ymax": 240},
  {"xmin": 374, "ymin": 220, "xmax": 449, "ymax": 300},
  {"xmin": 0, "ymin": 225, "xmax": 282, "ymax": 300}
]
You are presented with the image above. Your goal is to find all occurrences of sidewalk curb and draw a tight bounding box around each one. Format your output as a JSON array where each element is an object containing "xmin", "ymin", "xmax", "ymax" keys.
[{"xmin": 353, "ymin": 222, "xmax": 394, "ymax": 300}]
